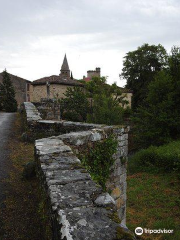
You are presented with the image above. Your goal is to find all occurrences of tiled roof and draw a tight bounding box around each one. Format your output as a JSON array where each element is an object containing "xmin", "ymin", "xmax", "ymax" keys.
[
  {"xmin": 31, "ymin": 75, "xmax": 83, "ymax": 86},
  {"xmin": 0, "ymin": 72, "xmax": 31, "ymax": 83}
]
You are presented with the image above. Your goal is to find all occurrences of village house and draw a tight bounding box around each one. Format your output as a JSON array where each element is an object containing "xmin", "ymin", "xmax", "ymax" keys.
[
  {"xmin": 0, "ymin": 72, "xmax": 31, "ymax": 106},
  {"xmin": 30, "ymin": 54, "xmax": 82, "ymax": 102},
  {"xmin": 0, "ymin": 55, "xmax": 132, "ymax": 108}
]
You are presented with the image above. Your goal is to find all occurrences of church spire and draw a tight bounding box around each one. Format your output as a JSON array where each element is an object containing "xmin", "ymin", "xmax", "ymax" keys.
[
  {"xmin": 61, "ymin": 54, "xmax": 69, "ymax": 71},
  {"xmin": 60, "ymin": 54, "xmax": 70, "ymax": 78}
]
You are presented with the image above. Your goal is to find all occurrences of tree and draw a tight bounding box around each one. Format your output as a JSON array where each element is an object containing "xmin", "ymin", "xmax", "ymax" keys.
[
  {"xmin": 0, "ymin": 70, "xmax": 17, "ymax": 112},
  {"xmin": 133, "ymin": 71, "xmax": 176, "ymax": 148},
  {"xmin": 86, "ymin": 77, "xmax": 130, "ymax": 125},
  {"xmin": 60, "ymin": 77, "xmax": 130, "ymax": 125},
  {"xmin": 60, "ymin": 86, "xmax": 90, "ymax": 122},
  {"xmin": 87, "ymin": 93, "xmax": 126, "ymax": 125},
  {"xmin": 121, "ymin": 44, "xmax": 168, "ymax": 109}
]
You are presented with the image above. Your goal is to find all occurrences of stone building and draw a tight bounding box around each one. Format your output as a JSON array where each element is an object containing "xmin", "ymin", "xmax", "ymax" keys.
[
  {"xmin": 82, "ymin": 67, "xmax": 132, "ymax": 108},
  {"xmin": 83, "ymin": 67, "xmax": 101, "ymax": 82},
  {"xmin": 30, "ymin": 54, "xmax": 82, "ymax": 102},
  {"xmin": 0, "ymin": 72, "xmax": 31, "ymax": 106}
]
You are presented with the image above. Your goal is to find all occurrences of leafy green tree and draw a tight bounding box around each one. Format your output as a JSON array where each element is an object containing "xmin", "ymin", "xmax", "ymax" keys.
[
  {"xmin": 60, "ymin": 76, "xmax": 130, "ymax": 125},
  {"xmin": 133, "ymin": 70, "xmax": 179, "ymax": 148},
  {"xmin": 168, "ymin": 46, "xmax": 180, "ymax": 122},
  {"xmin": 86, "ymin": 77, "xmax": 130, "ymax": 125},
  {"xmin": 121, "ymin": 44, "xmax": 168, "ymax": 109},
  {"xmin": 60, "ymin": 86, "xmax": 90, "ymax": 122},
  {"xmin": 0, "ymin": 70, "xmax": 17, "ymax": 112},
  {"xmin": 87, "ymin": 93, "xmax": 126, "ymax": 125}
]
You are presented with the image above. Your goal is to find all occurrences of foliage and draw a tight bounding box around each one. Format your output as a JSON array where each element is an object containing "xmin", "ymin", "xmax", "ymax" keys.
[
  {"xmin": 129, "ymin": 141, "xmax": 180, "ymax": 174},
  {"xmin": 87, "ymin": 93, "xmax": 126, "ymax": 125},
  {"xmin": 60, "ymin": 86, "xmax": 90, "ymax": 122},
  {"xmin": 81, "ymin": 136, "xmax": 118, "ymax": 190},
  {"xmin": 133, "ymin": 71, "xmax": 177, "ymax": 147},
  {"xmin": 121, "ymin": 43, "xmax": 168, "ymax": 109},
  {"xmin": 86, "ymin": 77, "xmax": 130, "ymax": 125},
  {"xmin": 0, "ymin": 69, "xmax": 17, "ymax": 112},
  {"xmin": 132, "ymin": 46, "xmax": 180, "ymax": 148},
  {"xmin": 60, "ymin": 76, "xmax": 130, "ymax": 125}
]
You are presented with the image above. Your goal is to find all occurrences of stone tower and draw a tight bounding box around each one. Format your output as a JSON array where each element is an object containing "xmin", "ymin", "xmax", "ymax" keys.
[
  {"xmin": 87, "ymin": 67, "xmax": 101, "ymax": 79},
  {"xmin": 60, "ymin": 54, "xmax": 70, "ymax": 78}
]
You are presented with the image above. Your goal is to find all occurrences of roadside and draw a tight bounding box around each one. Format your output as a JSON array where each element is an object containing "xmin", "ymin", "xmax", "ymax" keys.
[
  {"xmin": 0, "ymin": 112, "xmax": 16, "ymax": 237},
  {"xmin": 0, "ymin": 113, "xmax": 51, "ymax": 240}
]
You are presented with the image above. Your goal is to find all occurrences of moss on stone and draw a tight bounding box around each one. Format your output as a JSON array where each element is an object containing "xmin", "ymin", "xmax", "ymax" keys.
[
  {"xmin": 70, "ymin": 162, "xmax": 82, "ymax": 169},
  {"xmin": 116, "ymin": 226, "xmax": 136, "ymax": 240},
  {"xmin": 108, "ymin": 211, "xmax": 121, "ymax": 224}
]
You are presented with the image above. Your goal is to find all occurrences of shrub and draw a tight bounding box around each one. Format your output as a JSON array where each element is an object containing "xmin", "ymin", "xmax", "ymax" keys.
[
  {"xmin": 129, "ymin": 141, "xmax": 180, "ymax": 173},
  {"xmin": 80, "ymin": 136, "xmax": 118, "ymax": 190}
]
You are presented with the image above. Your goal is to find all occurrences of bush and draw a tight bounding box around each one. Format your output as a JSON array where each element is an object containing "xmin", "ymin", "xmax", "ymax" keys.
[
  {"xmin": 80, "ymin": 136, "xmax": 118, "ymax": 190},
  {"xmin": 129, "ymin": 141, "xmax": 180, "ymax": 173}
]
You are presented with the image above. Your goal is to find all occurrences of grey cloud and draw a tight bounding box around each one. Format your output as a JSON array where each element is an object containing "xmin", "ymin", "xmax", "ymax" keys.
[{"xmin": 0, "ymin": 0, "xmax": 180, "ymax": 82}]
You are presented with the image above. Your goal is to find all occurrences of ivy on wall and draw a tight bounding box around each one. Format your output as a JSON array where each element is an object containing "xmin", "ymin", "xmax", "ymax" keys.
[{"xmin": 80, "ymin": 136, "xmax": 118, "ymax": 191}]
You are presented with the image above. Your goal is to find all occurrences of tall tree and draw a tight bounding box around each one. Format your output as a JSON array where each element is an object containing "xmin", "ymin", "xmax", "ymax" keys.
[
  {"xmin": 133, "ymin": 71, "xmax": 175, "ymax": 148},
  {"xmin": 0, "ymin": 70, "xmax": 17, "ymax": 112},
  {"xmin": 121, "ymin": 44, "xmax": 168, "ymax": 109},
  {"xmin": 60, "ymin": 77, "xmax": 130, "ymax": 125},
  {"xmin": 133, "ymin": 46, "xmax": 180, "ymax": 148},
  {"xmin": 60, "ymin": 86, "xmax": 90, "ymax": 122},
  {"xmin": 86, "ymin": 77, "xmax": 130, "ymax": 125}
]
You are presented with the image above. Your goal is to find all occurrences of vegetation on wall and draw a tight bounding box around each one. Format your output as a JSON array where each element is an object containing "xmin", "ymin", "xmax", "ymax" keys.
[
  {"xmin": 0, "ymin": 69, "xmax": 17, "ymax": 112},
  {"xmin": 80, "ymin": 135, "xmax": 118, "ymax": 190}
]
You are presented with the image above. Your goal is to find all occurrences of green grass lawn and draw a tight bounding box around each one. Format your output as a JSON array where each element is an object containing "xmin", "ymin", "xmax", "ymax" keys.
[{"xmin": 127, "ymin": 164, "xmax": 180, "ymax": 239}]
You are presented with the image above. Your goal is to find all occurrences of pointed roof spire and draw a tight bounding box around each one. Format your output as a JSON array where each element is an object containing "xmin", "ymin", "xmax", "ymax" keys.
[
  {"xmin": 70, "ymin": 71, "xmax": 73, "ymax": 79},
  {"xmin": 61, "ymin": 54, "xmax": 70, "ymax": 71}
]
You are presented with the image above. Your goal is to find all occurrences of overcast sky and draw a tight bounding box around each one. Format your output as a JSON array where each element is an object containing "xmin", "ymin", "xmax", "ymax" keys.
[{"xmin": 0, "ymin": 0, "xmax": 179, "ymax": 86}]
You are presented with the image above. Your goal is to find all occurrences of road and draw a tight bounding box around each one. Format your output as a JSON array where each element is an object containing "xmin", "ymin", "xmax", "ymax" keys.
[{"xmin": 0, "ymin": 112, "xmax": 15, "ymax": 208}]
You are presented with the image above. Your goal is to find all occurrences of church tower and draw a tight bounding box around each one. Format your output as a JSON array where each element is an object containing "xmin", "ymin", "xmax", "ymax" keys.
[{"xmin": 60, "ymin": 54, "xmax": 70, "ymax": 78}]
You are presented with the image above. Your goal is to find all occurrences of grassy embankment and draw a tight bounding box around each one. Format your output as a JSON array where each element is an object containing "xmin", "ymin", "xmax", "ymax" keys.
[
  {"xmin": 127, "ymin": 142, "xmax": 180, "ymax": 240},
  {"xmin": 0, "ymin": 113, "xmax": 51, "ymax": 240}
]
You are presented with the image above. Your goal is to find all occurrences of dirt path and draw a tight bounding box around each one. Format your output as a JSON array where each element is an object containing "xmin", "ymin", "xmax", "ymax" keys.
[
  {"xmin": 0, "ymin": 112, "xmax": 16, "ymax": 237},
  {"xmin": 0, "ymin": 112, "xmax": 15, "ymax": 208}
]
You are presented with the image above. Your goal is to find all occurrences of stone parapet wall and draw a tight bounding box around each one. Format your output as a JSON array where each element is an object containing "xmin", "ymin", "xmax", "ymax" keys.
[
  {"xmin": 58, "ymin": 127, "xmax": 129, "ymax": 224},
  {"xmin": 23, "ymin": 102, "xmax": 134, "ymax": 240},
  {"xmin": 35, "ymin": 137, "xmax": 121, "ymax": 240},
  {"xmin": 33, "ymin": 99, "xmax": 61, "ymax": 120},
  {"xmin": 24, "ymin": 102, "xmax": 42, "ymax": 122}
]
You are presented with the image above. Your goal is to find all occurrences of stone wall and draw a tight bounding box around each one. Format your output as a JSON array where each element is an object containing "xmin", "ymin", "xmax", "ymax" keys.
[
  {"xmin": 23, "ymin": 102, "xmax": 134, "ymax": 240},
  {"xmin": 32, "ymin": 84, "xmax": 75, "ymax": 102},
  {"xmin": 34, "ymin": 99, "xmax": 61, "ymax": 120},
  {"xmin": 57, "ymin": 127, "xmax": 129, "ymax": 224}
]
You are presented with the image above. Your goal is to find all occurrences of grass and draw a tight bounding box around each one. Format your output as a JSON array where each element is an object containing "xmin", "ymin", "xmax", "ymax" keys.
[
  {"xmin": 0, "ymin": 113, "xmax": 52, "ymax": 240},
  {"xmin": 128, "ymin": 141, "xmax": 180, "ymax": 173},
  {"xmin": 127, "ymin": 158, "xmax": 180, "ymax": 240}
]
